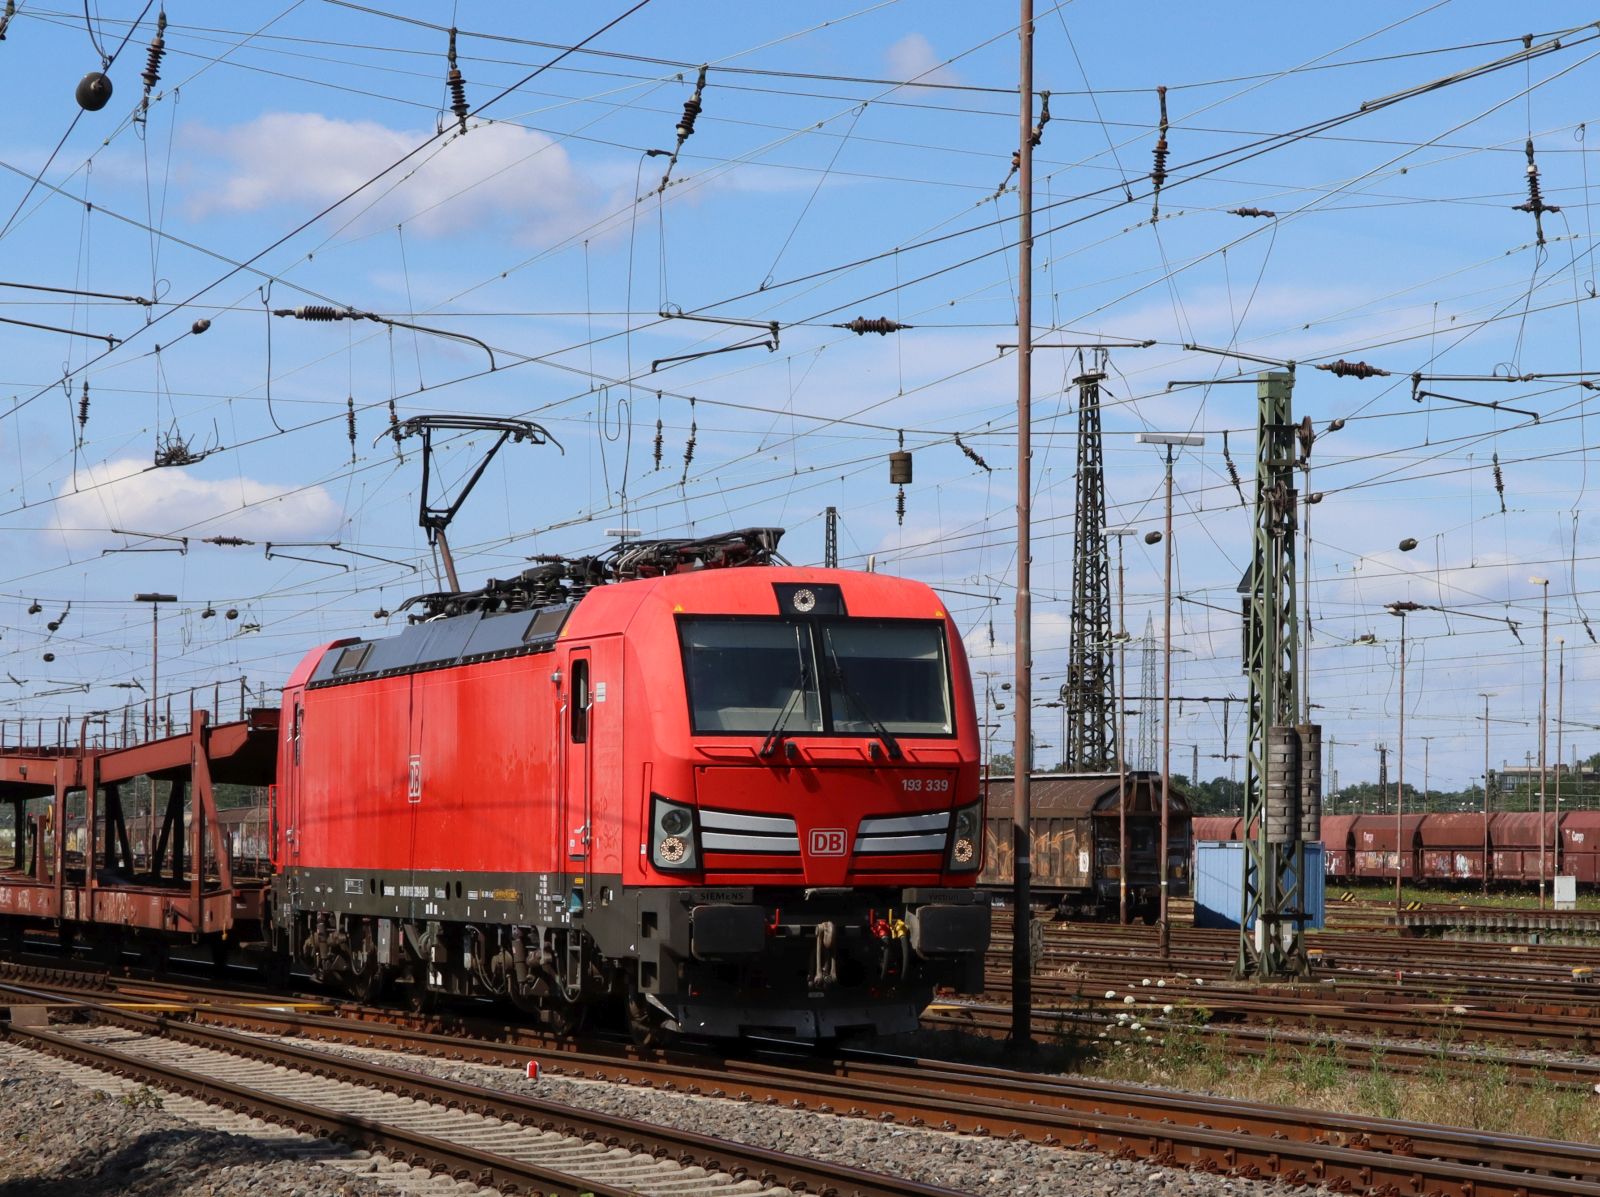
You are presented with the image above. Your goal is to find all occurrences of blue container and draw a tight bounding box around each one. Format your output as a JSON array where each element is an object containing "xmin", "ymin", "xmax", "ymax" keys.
[{"xmin": 1193, "ymin": 840, "xmax": 1325, "ymax": 930}]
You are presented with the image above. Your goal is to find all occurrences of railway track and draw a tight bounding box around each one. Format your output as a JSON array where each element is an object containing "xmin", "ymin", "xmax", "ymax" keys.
[
  {"xmin": 11, "ymin": 979, "xmax": 1600, "ymax": 1197},
  {"xmin": 0, "ymin": 984, "xmax": 960, "ymax": 1197}
]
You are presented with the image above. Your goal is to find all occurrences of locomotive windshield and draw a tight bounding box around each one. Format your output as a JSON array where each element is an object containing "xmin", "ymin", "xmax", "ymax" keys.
[{"xmin": 679, "ymin": 617, "xmax": 952, "ymax": 737}]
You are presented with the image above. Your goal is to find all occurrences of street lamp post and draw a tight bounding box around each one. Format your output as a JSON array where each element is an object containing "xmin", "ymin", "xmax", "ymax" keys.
[
  {"xmin": 1532, "ymin": 576, "xmax": 1550, "ymax": 908},
  {"xmin": 1420, "ymin": 736, "xmax": 1434, "ymax": 813},
  {"xmin": 1105, "ymin": 525, "xmax": 1137, "ymax": 925},
  {"xmin": 133, "ymin": 593, "xmax": 178, "ymax": 740},
  {"xmin": 1137, "ymin": 431, "xmax": 1204, "ymax": 956}
]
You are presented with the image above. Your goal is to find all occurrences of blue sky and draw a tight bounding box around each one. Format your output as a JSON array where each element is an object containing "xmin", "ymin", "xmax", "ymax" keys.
[{"xmin": 2, "ymin": 2, "xmax": 1599, "ymax": 789}]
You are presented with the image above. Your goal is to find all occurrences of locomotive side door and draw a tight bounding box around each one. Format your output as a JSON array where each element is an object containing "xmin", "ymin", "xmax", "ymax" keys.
[{"xmin": 563, "ymin": 650, "xmax": 593, "ymax": 864}]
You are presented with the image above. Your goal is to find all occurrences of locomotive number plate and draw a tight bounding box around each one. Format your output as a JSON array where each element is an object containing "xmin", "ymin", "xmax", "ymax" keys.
[{"xmin": 901, "ymin": 777, "xmax": 950, "ymax": 792}]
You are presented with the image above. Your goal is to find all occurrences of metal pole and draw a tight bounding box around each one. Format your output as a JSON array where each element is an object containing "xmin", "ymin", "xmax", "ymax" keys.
[
  {"xmin": 1394, "ymin": 614, "xmax": 1405, "ymax": 915},
  {"xmin": 1556, "ymin": 638, "xmax": 1565, "ymax": 878},
  {"xmin": 1159, "ymin": 445, "xmax": 1174, "ymax": 956},
  {"xmin": 149, "ymin": 601, "xmax": 158, "ymax": 740},
  {"xmin": 1009, "ymin": 0, "xmax": 1035, "ymax": 1047},
  {"xmin": 1113, "ymin": 531, "xmax": 1130, "ymax": 925},
  {"xmin": 1539, "ymin": 580, "xmax": 1549, "ymax": 909},
  {"xmin": 1481, "ymin": 692, "xmax": 1491, "ymax": 897}
]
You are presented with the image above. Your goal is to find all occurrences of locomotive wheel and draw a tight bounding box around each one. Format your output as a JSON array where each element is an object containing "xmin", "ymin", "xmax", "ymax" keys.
[
  {"xmin": 346, "ymin": 926, "xmax": 389, "ymax": 1004},
  {"xmin": 406, "ymin": 982, "xmax": 438, "ymax": 1016},
  {"xmin": 626, "ymin": 991, "xmax": 670, "ymax": 1050}
]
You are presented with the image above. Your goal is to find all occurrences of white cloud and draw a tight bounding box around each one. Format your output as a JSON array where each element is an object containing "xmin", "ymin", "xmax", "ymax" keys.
[
  {"xmin": 184, "ymin": 113, "xmax": 596, "ymax": 243},
  {"xmin": 884, "ymin": 33, "xmax": 960, "ymax": 87},
  {"xmin": 52, "ymin": 457, "xmax": 342, "ymax": 547}
]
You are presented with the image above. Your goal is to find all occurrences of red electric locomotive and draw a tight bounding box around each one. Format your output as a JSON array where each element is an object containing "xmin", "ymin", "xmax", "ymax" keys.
[{"xmin": 274, "ymin": 529, "xmax": 990, "ymax": 1042}]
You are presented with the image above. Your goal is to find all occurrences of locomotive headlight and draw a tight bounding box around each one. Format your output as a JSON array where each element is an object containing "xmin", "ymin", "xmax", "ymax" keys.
[
  {"xmin": 650, "ymin": 795, "xmax": 699, "ymax": 872},
  {"xmin": 947, "ymin": 801, "xmax": 982, "ymax": 872}
]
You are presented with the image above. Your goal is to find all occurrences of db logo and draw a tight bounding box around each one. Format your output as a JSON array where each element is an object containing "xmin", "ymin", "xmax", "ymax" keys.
[{"xmin": 809, "ymin": 828, "xmax": 848, "ymax": 857}]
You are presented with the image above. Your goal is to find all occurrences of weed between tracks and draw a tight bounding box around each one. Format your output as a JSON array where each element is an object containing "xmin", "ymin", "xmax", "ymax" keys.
[{"xmin": 1065, "ymin": 1009, "xmax": 1600, "ymax": 1142}]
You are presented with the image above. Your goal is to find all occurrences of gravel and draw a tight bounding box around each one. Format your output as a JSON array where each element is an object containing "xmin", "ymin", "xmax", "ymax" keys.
[
  {"xmin": 265, "ymin": 1033, "xmax": 1330, "ymax": 1197},
  {"xmin": 0, "ymin": 1044, "xmax": 413, "ymax": 1197}
]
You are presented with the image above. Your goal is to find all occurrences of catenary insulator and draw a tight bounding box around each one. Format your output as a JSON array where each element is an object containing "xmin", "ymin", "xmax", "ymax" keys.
[
  {"xmin": 1492, "ymin": 451, "xmax": 1506, "ymax": 513},
  {"xmin": 1222, "ymin": 429, "xmax": 1245, "ymax": 506},
  {"xmin": 346, "ymin": 394, "xmax": 357, "ymax": 462},
  {"xmin": 446, "ymin": 28, "xmax": 469, "ymax": 134},
  {"xmin": 679, "ymin": 397, "xmax": 697, "ymax": 484},
  {"xmin": 203, "ymin": 535, "xmax": 250, "ymax": 546},
  {"xmin": 1149, "ymin": 85, "xmax": 1169, "ymax": 221},
  {"xmin": 141, "ymin": 10, "xmax": 166, "ymax": 93},
  {"xmin": 1513, "ymin": 138, "xmax": 1560, "ymax": 247},
  {"xmin": 387, "ymin": 398, "xmax": 402, "ymax": 447},
  {"xmin": 1315, "ymin": 358, "xmax": 1389, "ymax": 379},
  {"xmin": 653, "ymin": 417, "xmax": 663, "ymax": 469},
  {"xmin": 676, "ymin": 66, "xmax": 707, "ymax": 142},
  {"xmin": 836, "ymin": 316, "xmax": 909, "ymax": 336},
  {"xmin": 291, "ymin": 305, "xmax": 343, "ymax": 321},
  {"xmin": 896, "ymin": 485, "xmax": 906, "ymax": 526},
  {"xmin": 0, "ymin": 1, "xmax": 16, "ymax": 41},
  {"xmin": 191, "ymin": 318, "xmax": 211, "ymax": 335},
  {"xmin": 374, "ymin": 606, "xmax": 391, "ymax": 619},
  {"xmin": 225, "ymin": 607, "xmax": 239, "ymax": 620},
  {"xmin": 954, "ymin": 433, "xmax": 990, "ymax": 472},
  {"xmin": 77, "ymin": 380, "xmax": 89, "ymax": 431},
  {"xmin": 1228, "ymin": 207, "xmax": 1276, "ymax": 218},
  {"xmin": 1398, "ymin": 537, "xmax": 1418, "ymax": 552},
  {"xmin": 41, "ymin": 652, "xmax": 54, "ymax": 663}
]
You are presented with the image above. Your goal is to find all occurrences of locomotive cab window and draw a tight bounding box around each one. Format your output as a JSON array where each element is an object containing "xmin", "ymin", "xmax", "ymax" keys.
[
  {"xmin": 679, "ymin": 617, "xmax": 950, "ymax": 737},
  {"xmin": 680, "ymin": 620, "xmax": 822, "ymax": 735},
  {"xmin": 822, "ymin": 620, "xmax": 951, "ymax": 735},
  {"xmin": 570, "ymin": 659, "xmax": 591, "ymax": 743}
]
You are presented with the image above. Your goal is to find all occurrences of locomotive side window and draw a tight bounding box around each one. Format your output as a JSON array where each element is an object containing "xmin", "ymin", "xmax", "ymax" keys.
[
  {"xmin": 822, "ymin": 621, "xmax": 951, "ymax": 735},
  {"xmin": 680, "ymin": 619, "xmax": 822, "ymax": 734},
  {"xmin": 570, "ymin": 659, "xmax": 591, "ymax": 743}
]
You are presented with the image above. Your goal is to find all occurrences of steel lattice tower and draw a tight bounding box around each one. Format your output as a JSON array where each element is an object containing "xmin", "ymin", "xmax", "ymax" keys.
[
  {"xmin": 1060, "ymin": 368, "xmax": 1116, "ymax": 770},
  {"xmin": 1236, "ymin": 370, "xmax": 1311, "ymax": 980},
  {"xmin": 1138, "ymin": 614, "xmax": 1159, "ymax": 770}
]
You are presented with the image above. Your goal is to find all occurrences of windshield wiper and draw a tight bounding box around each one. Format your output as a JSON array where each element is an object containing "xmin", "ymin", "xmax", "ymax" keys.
[
  {"xmin": 824, "ymin": 640, "xmax": 903, "ymax": 760},
  {"xmin": 760, "ymin": 667, "xmax": 808, "ymax": 758}
]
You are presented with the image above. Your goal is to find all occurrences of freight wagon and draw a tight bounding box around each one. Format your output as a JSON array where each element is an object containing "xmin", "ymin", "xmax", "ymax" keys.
[{"xmin": 980, "ymin": 771, "xmax": 1191, "ymax": 919}]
